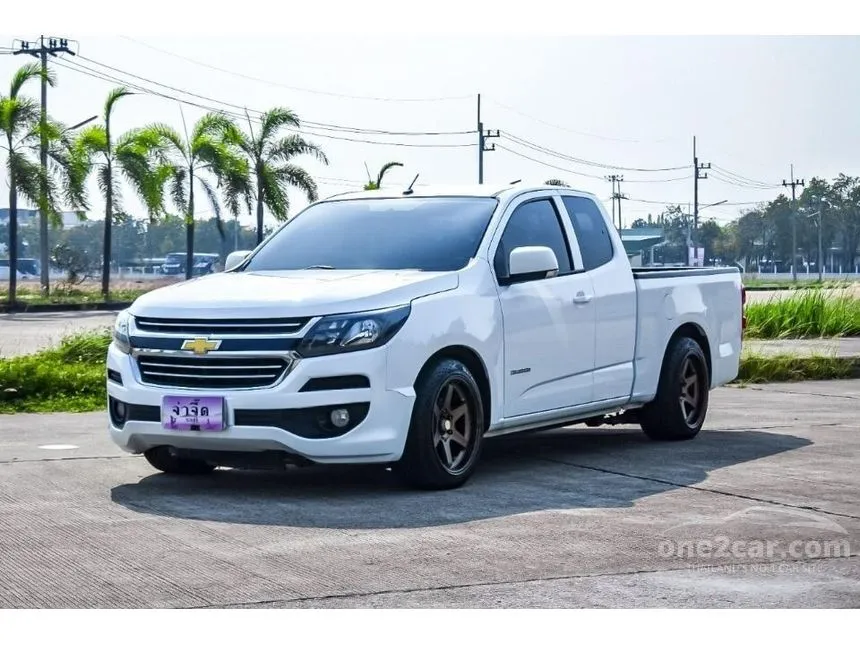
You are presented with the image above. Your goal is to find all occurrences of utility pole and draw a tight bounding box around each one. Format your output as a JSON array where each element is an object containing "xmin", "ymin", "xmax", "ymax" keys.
[
  {"xmin": 606, "ymin": 174, "xmax": 624, "ymax": 230},
  {"xmin": 782, "ymin": 165, "xmax": 805, "ymax": 282},
  {"xmin": 14, "ymin": 35, "xmax": 76, "ymax": 296},
  {"xmin": 476, "ymin": 94, "xmax": 498, "ymax": 184},
  {"xmin": 691, "ymin": 136, "xmax": 710, "ymax": 266}
]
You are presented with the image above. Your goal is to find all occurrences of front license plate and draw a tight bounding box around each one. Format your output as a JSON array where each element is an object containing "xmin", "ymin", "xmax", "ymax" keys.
[{"xmin": 161, "ymin": 395, "xmax": 225, "ymax": 432}]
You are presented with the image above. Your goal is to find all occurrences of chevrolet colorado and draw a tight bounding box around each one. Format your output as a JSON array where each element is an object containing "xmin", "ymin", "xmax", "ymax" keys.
[{"xmin": 106, "ymin": 183, "xmax": 745, "ymax": 489}]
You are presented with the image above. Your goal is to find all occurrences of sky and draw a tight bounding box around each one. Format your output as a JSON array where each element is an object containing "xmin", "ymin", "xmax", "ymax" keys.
[{"xmin": 2, "ymin": 32, "xmax": 859, "ymax": 229}]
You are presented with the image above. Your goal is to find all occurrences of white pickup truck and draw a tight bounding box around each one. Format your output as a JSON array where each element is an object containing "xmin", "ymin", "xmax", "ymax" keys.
[{"xmin": 107, "ymin": 184, "xmax": 745, "ymax": 489}]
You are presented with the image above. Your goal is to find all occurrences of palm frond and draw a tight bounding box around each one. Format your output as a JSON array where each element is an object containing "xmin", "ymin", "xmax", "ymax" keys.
[
  {"xmin": 274, "ymin": 163, "xmax": 319, "ymax": 204},
  {"xmin": 1, "ymin": 96, "xmax": 40, "ymax": 143},
  {"xmin": 169, "ymin": 165, "xmax": 189, "ymax": 216},
  {"xmin": 9, "ymin": 62, "xmax": 51, "ymax": 98},
  {"xmin": 376, "ymin": 161, "xmax": 403, "ymax": 187},
  {"xmin": 259, "ymin": 107, "xmax": 301, "ymax": 145},
  {"xmin": 8, "ymin": 150, "xmax": 58, "ymax": 220},
  {"xmin": 268, "ymin": 134, "xmax": 329, "ymax": 166},
  {"xmin": 191, "ymin": 112, "xmax": 237, "ymax": 143},
  {"xmin": 104, "ymin": 86, "xmax": 133, "ymax": 122},
  {"xmin": 73, "ymin": 124, "xmax": 109, "ymax": 157},
  {"xmin": 138, "ymin": 123, "xmax": 186, "ymax": 157},
  {"xmin": 260, "ymin": 164, "xmax": 290, "ymax": 221},
  {"xmin": 197, "ymin": 176, "xmax": 223, "ymax": 231}
]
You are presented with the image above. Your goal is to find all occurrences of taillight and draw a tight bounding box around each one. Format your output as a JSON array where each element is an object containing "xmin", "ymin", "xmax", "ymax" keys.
[{"xmin": 741, "ymin": 285, "xmax": 747, "ymax": 332}]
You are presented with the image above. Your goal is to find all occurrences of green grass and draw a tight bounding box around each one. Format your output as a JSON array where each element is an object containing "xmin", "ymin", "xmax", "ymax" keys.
[
  {"xmin": 736, "ymin": 352, "xmax": 860, "ymax": 384},
  {"xmin": 745, "ymin": 290, "xmax": 860, "ymax": 339},
  {"xmin": 1, "ymin": 285, "xmax": 149, "ymax": 306},
  {"xmin": 0, "ymin": 330, "xmax": 111, "ymax": 413}
]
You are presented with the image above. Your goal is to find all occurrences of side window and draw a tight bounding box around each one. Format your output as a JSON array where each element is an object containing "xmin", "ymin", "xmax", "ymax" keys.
[
  {"xmin": 493, "ymin": 198, "xmax": 573, "ymax": 279},
  {"xmin": 561, "ymin": 196, "xmax": 614, "ymax": 271}
]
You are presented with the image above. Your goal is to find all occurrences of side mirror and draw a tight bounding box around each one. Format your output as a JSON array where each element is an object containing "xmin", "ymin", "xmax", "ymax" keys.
[
  {"xmin": 224, "ymin": 250, "xmax": 251, "ymax": 272},
  {"xmin": 505, "ymin": 246, "xmax": 559, "ymax": 284}
]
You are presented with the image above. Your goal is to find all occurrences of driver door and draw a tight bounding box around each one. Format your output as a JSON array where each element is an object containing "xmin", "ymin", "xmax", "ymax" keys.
[{"xmin": 492, "ymin": 194, "xmax": 597, "ymax": 419}]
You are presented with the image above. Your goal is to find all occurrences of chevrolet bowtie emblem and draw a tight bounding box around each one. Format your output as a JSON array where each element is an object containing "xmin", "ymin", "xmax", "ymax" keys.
[{"xmin": 181, "ymin": 337, "xmax": 221, "ymax": 355}]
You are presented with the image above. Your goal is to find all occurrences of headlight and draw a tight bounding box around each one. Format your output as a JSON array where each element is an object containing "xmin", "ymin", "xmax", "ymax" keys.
[
  {"xmin": 297, "ymin": 305, "xmax": 410, "ymax": 358},
  {"xmin": 113, "ymin": 310, "xmax": 133, "ymax": 354}
]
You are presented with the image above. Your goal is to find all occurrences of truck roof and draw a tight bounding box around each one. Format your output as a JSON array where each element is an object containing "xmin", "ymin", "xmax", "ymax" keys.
[{"xmin": 319, "ymin": 183, "xmax": 601, "ymax": 202}]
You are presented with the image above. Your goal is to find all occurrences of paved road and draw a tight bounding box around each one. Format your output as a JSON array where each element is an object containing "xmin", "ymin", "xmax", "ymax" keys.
[
  {"xmin": 1, "ymin": 380, "xmax": 858, "ymax": 608},
  {"xmin": 0, "ymin": 311, "xmax": 115, "ymax": 357}
]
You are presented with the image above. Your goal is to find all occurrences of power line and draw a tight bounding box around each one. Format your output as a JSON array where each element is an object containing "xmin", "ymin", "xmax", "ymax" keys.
[
  {"xmin": 711, "ymin": 164, "xmax": 780, "ymax": 188},
  {"xmin": 76, "ymin": 54, "xmax": 475, "ymax": 137},
  {"xmin": 486, "ymin": 98, "xmax": 681, "ymax": 144},
  {"xmin": 119, "ymin": 35, "xmax": 472, "ymax": 103},
  {"xmin": 501, "ymin": 130, "xmax": 688, "ymax": 173},
  {"xmin": 496, "ymin": 144, "xmax": 607, "ymax": 180},
  {"xmin": 53, "ymin": 58, "xmax": 475, "ymax": 149}
]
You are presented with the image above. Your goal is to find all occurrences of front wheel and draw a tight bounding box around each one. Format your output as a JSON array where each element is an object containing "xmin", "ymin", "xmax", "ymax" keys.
[
  {"xmin": 397, "ymin": 358, "xmax": 485, "ymax": 490},
  {"xmin": 639, "ymin": 336, "xmax": 710, "ymax": 441}
]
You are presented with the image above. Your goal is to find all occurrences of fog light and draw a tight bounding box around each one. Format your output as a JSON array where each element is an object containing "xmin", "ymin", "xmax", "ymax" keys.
[
  {"xmin": 109, "ymin": 397, "xmax": 128, "ymax": 427},
  {"xmin": 330, "ymin": 408, "xmax": 350, "ymax": 428}
]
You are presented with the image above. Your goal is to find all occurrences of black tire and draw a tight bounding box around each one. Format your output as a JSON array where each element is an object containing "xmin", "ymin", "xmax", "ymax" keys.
[
  {"xmin": 144, "ymin": 446, "xmax": 216, "ymax": 475},
  {"xmin": 397, "ymin": 358, "xmax": 485, "ymax": 490},
  {"xmin": 639, "ymin": 336, "xmax": 710, "ymax": 441}
]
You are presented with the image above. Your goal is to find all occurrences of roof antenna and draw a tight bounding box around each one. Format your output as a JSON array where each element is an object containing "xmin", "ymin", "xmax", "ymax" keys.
[
  {"xmin": 403, "ymin": 174, "xmax": 420, "ymax": 195},
  {"xmin": 509, "ymin": 179, "xmax": 521, "ymax": 185}
]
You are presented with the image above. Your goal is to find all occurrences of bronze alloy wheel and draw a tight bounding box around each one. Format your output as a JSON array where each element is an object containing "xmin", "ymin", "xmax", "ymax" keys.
[{"xmin": 432, "ymin": 379, "xmax": 478, "ymax": 476}]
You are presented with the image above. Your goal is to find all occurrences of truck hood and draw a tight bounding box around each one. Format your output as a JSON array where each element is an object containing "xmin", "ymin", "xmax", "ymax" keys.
[{"xmin": 129, "ymin": 269, "xmax": 459, "ymax": 319}]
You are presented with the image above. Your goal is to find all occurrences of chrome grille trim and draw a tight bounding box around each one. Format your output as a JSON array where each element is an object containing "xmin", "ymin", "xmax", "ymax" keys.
[
  {"xmin": 133, "ymin": 316, "xmax": 311, "ymax": 336},
  {"xmin": 135, "ymin": 352, "xmax": 299, "ymax": 390}
]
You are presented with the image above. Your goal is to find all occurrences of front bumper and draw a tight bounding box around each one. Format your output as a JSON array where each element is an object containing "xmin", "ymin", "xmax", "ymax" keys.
[{"xmin": 106, "ymin": 343, "xmax": 416, "ymax": 464}]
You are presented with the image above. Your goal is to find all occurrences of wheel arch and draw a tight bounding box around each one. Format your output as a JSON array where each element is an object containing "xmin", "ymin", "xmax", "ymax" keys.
[
  {"xmin": 665, "ymin": 322, "xmax": 713, "ymax": 387},
  {"xmin": 414, "ymin": 345, "xmax": 492, "ymax": 432}
]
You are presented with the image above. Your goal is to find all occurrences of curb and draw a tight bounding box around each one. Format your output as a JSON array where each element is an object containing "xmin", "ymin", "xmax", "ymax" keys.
[
  {"xmin": 0, "ymin": 301, "xmax": 132, "ymax": 314},
  {"xmin": 736, "ymin": 354, "xmax": 860, "ymax": 383}
]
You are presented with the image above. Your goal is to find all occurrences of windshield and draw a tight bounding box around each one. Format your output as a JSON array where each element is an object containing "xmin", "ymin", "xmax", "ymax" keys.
[
  {"xmin": 244, "ymin": 196, "xmax": 498, "ymax": 272},
  {"xmin": 165, "ymin": 254, "xmax": 184, "ymax": 263}
]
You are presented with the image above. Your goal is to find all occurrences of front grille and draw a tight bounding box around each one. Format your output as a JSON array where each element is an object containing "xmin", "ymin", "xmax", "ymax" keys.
[
  {"xmin": 134, "ymin": 316, "xmax": 311, "ymax": 336},
  {"xmin": 137, "ymin": 355, "xmax": 291, "ymax": 389}
]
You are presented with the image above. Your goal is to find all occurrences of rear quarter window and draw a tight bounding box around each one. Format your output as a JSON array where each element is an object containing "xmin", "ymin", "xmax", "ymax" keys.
[{"xmin": 561, "ymin": 196, "xmax": 614, "ymax": 271}]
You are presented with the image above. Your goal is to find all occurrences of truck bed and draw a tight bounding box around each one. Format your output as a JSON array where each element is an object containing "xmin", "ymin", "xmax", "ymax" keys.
[{"xmin": 632, "ymin": 266, "xmax": 741, "ymax": 280}]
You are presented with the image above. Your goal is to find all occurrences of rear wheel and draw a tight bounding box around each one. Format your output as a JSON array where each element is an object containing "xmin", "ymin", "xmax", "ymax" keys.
[
  {"xmin": 397, "ymin": 358, "xmax": 485, "ymax": 490},
  {"xmin": 639, "ymin": 336, "xmax": 709, "ymax": 441},
  {"xmin": 144, "ymin": 446, "xmax": 216, "ymax": 475}
]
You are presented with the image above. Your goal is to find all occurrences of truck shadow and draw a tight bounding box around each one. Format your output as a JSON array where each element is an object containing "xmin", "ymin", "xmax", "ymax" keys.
[{"xmin": 110, "ymin": 427, "xmax": 810, "ymax": 530}]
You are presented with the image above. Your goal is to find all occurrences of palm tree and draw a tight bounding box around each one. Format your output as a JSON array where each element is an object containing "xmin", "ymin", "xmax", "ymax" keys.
[
  {"xmin": 142, "ymin": 113, "xmax": 251, "ymax": 279},
  {"xmin": 72, "ymin": 87, "xmax": 166, "ymax": 297},
  {"xmin": 236, "ymin": 108, "xmax": 328, "ymax": 245},
  {"xmin": 364, "ymin": 161, "xmax": 403, "ymax": 190},
  {"xmin": 1, "ymin": 63, "xmax": 87, "ymax": 304},
  {"xmin": 545, "ymin": 178, "xmax": 569, "ymax": 187}
]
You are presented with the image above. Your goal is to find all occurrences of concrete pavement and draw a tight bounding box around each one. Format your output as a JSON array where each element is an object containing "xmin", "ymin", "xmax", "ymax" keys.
[
  {"xmin": 0, "ymin": 380, "xmax": 858, "ymax": 608},
  {"xmin": 0, "ymin": 311, "xmax": 115, "ymax": 357}
]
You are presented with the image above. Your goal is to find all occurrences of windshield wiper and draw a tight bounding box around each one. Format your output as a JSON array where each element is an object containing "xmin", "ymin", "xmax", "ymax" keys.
[{"xmin": 301, "ymin": 264, "xmax": 336, "ymax": 270}]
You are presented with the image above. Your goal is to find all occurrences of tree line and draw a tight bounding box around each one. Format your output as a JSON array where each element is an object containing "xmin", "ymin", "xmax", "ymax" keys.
[
  {"xmin": 1, "ymin": 63, "xmax": 327, "ymax": 303},
  {"xmin": 631, "ymin": 175, "xmax": 860, "ymax": 272}
]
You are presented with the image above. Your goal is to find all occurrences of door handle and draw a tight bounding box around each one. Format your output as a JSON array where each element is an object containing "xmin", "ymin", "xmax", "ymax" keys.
[{"xmin": 573, "ymin": 291, "xmax": 593, "ymax": 305}]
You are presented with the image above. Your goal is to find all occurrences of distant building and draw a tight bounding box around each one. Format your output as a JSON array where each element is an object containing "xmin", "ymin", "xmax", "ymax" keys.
[
  {"xmin": 0, "ymin": 208, "xmax": 87, "ymax": 228},
  {"xmin": 619, "ymin": 227, "xmax": 665, "ymax": 266}
]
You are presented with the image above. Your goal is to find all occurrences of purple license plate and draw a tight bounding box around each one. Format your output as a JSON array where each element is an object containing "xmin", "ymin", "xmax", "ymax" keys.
[{"xmin": 161, "ymin": 396, "xmax": 225, "ymax": 432}]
